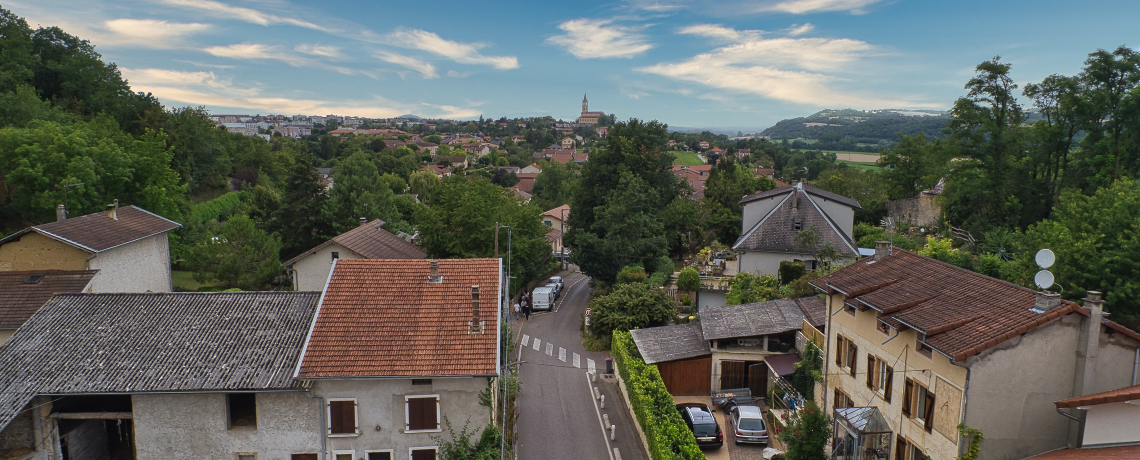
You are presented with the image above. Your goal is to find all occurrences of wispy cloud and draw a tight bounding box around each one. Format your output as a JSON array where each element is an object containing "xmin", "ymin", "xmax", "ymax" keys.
[
  {"xmin": 623, "ymin": 0, "xmax": 884, "ymax": 15},
  {"xmin": 158, "ymin": 0, "xmax": 333, "ymax": 32},
  {"xmin": 295, "ymin": 44, "xmax": 344, "ymax": 59},
  {"xmin": 101, "ymin": 19, "xmax": 211, "ymax": 48},
  {"xmin": 757, "ymin": 0, "xmax": 883, "ymax": 14},
  {"xmin": 375, "ymin": 51, "xmax": 438, "ymax": 78},
  {"xmin": 204, "ymin": 43, "xmax": 371, "ymax": 77},
  {"xmin": 548, "ymin": 19, "xmax": 653, "ymax": 59},
  {"xmin": 385, "ymin": 28, "xmax": 518, "ymax": 70},
  {"xmin": 679, "ymin": 24, "xmax": 758, "ymax": 42},
  {"xmin": 640, "ymin": 25, "xmax": 920, "ymax": 107},
  {"xmin": 622, "ymin": 0, "xmax": 690, "ymax": 12},
  {"xmin": 786, "ymin": 23, "xmax": 815, "ymax": 36}
]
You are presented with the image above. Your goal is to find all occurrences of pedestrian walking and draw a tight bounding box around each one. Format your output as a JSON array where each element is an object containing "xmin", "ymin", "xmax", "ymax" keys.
[
  {"xmin": 523, "ymin": 300, "xmax": 531, "ymax": 320},
  {"xmin": 513, "ymin": 301, "xmax": 520, "ymax": 320}
]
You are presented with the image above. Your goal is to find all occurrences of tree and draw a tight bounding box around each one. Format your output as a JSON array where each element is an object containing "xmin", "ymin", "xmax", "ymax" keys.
[
  {"xmin": 587, "ymin": 282, "xmax": 676, "ymax": 336},
  {"xmin": 725, "ymin": 272, "xmax": 779, "ymax": 305},
  {"xmin": 791, "ymin": 343, "xmax": 822, "ymax": 401},
  {"xmin": 433, "ymin": 420, "xmax": 501, "ymax": 460},
  {"xmin": 676, "ymin": 267, "xmax": 700, "ymax": 292},
  {"xmin": 409, "ymin": 170, "xmax": 442, "ymax": 204},
  {"xmin": 186, "ymin": 215, "xmax": 282, "ymax": 290},
  {"xmin": 0, "ymin": 8, "xmax": 36, "ymax": 94},
  {"xmin": 778, "ymin": 401, "xmax": 832, "ymax": 460},
  {"xmin": 269, "ymin": 154, "xmax": 333, "ymax": 260},
  {"xmin": 702, "ymin": 158, "xmax": 774, "ymax": 244},
  {"xmin": 531, "ymin": 160, "xmax": 576, "ymax": 210},
  {"xmin": 323, "ymin": 151, "xmax": 399, "ymax": 234},
  {"xmin": 1078, "ymin": 46, "xmax": 1140, "ymax": 184},
  {"xmin": 574, "ymin": 171, "xmax": 670, "ymax": 284},
  {"xmin": 878, "ymin": 133, "xmax": 948, "ymax": 200}
]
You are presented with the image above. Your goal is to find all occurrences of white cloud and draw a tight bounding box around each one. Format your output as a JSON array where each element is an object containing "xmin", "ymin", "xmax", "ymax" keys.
[
  {"xmin": 121, "ymin": 67, "xmax": 475, "ymax": 119},
  {"xmin": 623, "ymin": 0, "xmax": 690, "ymax": 12},
  {"xmin": 786, "ymin": 23, "xmax": 815, "ymax": 36},
  {"xmin": 204, "ymin": 43, "xmax": 369, "ymax": 77},
  {"xmin": 295, "ymin": 44, "xmax": 344, "ymax": 59},
  {"xmin": 375, "ymin": 51, "xmax": 438, "ymax": 79},
  {"xmin": 385, "ymin": 28, "xmax": 518, "ymax": 70},
  {"xmin": 158, "ymin": 0, "xmax": 333, "ymax": 32},
  {"xmin": 102, "ymin": 19, "xmax": 210, "ymax": 48},
  {"xmin": 623, "ymin": 0, "xmax": 883, "ymax": 14},
  {"xmin": 679, "ymin": 24, "xmax": 757, "ymax": 42},
  {"xmin": 547, "ymin": 19, "xmax": 653, "ymax": 59},
  {"xmin": 746, "ymin": 0, "xmax": 883, "ymax": 14},
  {"xmin": 640, "ymin": 25, "xmax": 920, "ymax": 107}
]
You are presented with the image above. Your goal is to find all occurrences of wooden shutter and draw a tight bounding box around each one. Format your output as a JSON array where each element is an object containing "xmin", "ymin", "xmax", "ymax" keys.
[
  {"xmin": 895, "ymin": 438, "xmax": 906, "ymax": 460},
  {"xmin": 411, "ymin": 449, "xmax": 436, "ymax": 460},
  {"xmin": 292, "ymin": 455, "xmax": 318, "ymax": 460},
  {"xmin": 329, "ymin": 400, "xmax": 355, "ymax": 434},
  {"xmin": 883, "ymin": 365, "xmax": 893, "ymax": 403},
  {"xmin": 849, "ymin": 344, "xmax": 858, "ymax": 377},
  {"xmin": 833, "ymin": 389, "xmax": 841, "ymax": 409},
  {"xmin": 835, "ymin": 336, "xmax": 844, "ymax": 366},
  {"xmin": 408, "ymin": 397, "xmax": 437, "ymax": 430},
  {"xmin": 902, "ymin": 379, "xmax": 913, "ymax": 416},
  {"xmin": 923, "ymin": 392, "xmax": 936, "ymax": 432},
  {"xmin": 866, "ymin": 356, "xmax": 875, "ymax": 389}
]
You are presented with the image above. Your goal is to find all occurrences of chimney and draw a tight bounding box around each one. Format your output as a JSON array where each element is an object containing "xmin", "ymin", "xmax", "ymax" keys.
[
  {"xmin": 359, "ymin": 217, "xmax": 368, "ymax": 227},
  {"xmin": 1079, "ymin": 291, "xmax": 1105, "ymax": 396},
  {"xmin": 1033, "ymin": 291, "xmax": 1062, "ymax": 312},
  {"xmin": 874, "ymin": 241, "xmax": 891, "ymax": 261},
  {"xmin": 791, "ymin": 183, "xmax": 800, "ymax": 210},
  {"xmin": 469, "ymin": 285, "xmax": 483, "ymax": 334},
  {"xmin": 428, "ymin": 260, "xmax": 442, "ymax": 283},
  {"xmin": 56, "ymin": 204, "xmax": 67, "ymax": 222},
  {"xmin": 106, "ymin": 199, "xmax": 119, "ymax": 220}
]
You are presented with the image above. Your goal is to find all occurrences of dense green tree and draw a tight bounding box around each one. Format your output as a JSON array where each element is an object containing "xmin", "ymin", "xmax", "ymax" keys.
[
  {"xmin": 877, "ymin": 133, "xmax": 948, "ymax": 200},
  {"xmin": 0, "ymin": 85, "xmax": 73, "ymax": 128},
  {"xmin": 323, "ymin": 151, "xmax": 399, "ymax": 234},
  {"xmin": 164, "ymin": 107, "xmax": 232, "ymax": 193},
  {"xmin": 1078, "ymin": 46, "xmax": 1140, "ymax": 184},
  {"xmin": 186, "ymin": 215, "xmax": 282, "ymax": 290},
  {"xmin": 0, "ymin": 8, "xmax": 36, "ymax": 94},
  {"xmin": 269, "ymin": 155, "xmax": 334, "ymax": 260},
  {"xmin": 531, "ymin": 160, "xmax": 576, "ymax": 210},
  {"xmin": 701, "ymin": 158, "xmax": 775, "ymax": 244},
  {"xmin": 587, "ymin": 282, "xmax": 676, "ymax": 336},
  {"xmin": 409, "ymin": 170, "xmax": 442, "ymax": 204},
  {"xmin": 676, "ymin": 267, "xmax": 700, "ymax": 292},
  {"xmin": 779, "ymin": 402, "xmax": 831, "ymax": 460},
  {"xmin": 725, "ymin": 272, "xmax": 779, "ymax": 305}
]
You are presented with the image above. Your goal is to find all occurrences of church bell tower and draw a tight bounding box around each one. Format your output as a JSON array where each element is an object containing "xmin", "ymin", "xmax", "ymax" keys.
[{"xmin": 582, "ymin": 93, "xmax": 588, "ymax": 113}]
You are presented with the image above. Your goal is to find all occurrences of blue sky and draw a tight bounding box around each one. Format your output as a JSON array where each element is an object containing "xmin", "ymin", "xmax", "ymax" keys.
[{"xmin": 9, "ymin": 0, "xmax": 1140, "ymax": 130}]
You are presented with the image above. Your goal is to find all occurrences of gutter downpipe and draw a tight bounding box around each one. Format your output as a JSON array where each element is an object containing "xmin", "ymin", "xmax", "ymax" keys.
[
  {"xmin": 305, "ymin": 390, "xmax": 327, "ymax": 459},
  {"xmin": 950, "ymin": 359, "xmax": 972, "ymax": 458},
  {"xmin": 1133, "ymin": 347, "xmax": 1138, "ymax": 385},
  {"xmin": 823, "ymin": 291, "xmax": 839, "ymax": 411}
]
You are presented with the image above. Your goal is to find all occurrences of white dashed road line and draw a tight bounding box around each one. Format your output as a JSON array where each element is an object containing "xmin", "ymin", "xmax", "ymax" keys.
[
  {"xmin": 573, "ymin": 353, "xmax": 581, "ymax": 368},
  {"xmin": 587, "ymin": 358, "xmax": 596, "ymax": 373},
  {"xmin": 546, "ymin": 343, "xmax": 553, "ymax": 356},
  {"xmin": 522, "ymin": 334, "xmax": 529, "ymax": 347},
  {"xmin": 533, "ymin": 338, "xmax": 541, "ymax": 351},
  {"xmin": 559, "ymin": 347, "xmax": 566, "ymax": 362}
]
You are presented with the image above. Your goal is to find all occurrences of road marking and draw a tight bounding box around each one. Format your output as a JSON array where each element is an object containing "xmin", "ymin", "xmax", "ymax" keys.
[
  {"xmin": 546, "ymin": 343, "xmax": 553, "ymax": 356},
  {"xmin": 585, "ymin": 371, "xmax": 616, "ymax": 460},
  {"xmin": 574, "ymin": 353, "xmax": 581, "ymax": 368},
  {"xmin": 533, "ymin": 338, "xmax": 541, "ymax": 351},
  {"xmin": 587, "ymin": 358, "xmax": 596, "ymax": 373},
  {"xmin": 559, "ymin": 347, "xmax": 566, "ymax": 362},
  {"xmin": 554, "ymin": 274, "xmax": 589, "ymax": 312},
  {"xmin": 521, "ymin": 334, "xmax": 529, "ymax": 347}
]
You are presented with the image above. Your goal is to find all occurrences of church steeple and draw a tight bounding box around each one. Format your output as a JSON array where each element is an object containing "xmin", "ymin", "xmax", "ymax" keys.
[{"xmin": 582, "ymin": 93, "xmax": 588, "ymax": 113}]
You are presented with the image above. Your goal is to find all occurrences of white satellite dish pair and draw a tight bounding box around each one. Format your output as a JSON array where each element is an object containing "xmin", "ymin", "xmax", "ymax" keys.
[{"xmin": 1034, "ymin": 249, "xmax": 1056, "ymax": 290}]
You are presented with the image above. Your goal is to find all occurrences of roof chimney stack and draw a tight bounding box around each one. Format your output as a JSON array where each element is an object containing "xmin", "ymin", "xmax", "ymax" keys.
[
  {"xmin": 791, "ymin": 183, "xmax": 800, "ymax": 210},
  {"xmin": 874, "ymin": 241, "xmax": 891, "ymax": 261},
  {"xmin": 359, "ymin": 217, "xmax": 368, "ymax": 227},
  {"xmin": 428, "ymin": 260, "xmax": 442, "ymax": 283},
  {"xmin": 56, "ymin": 204, "xmax": 67, "ymax": 222},
  {"xmin": 106, "ymin": 199, "xmax": 119, "ymax": 220},
  {"xmin": 469, "ymin": 285, "xmax": 483, "ymax": 334},
  {"xmin": 1079, "ymin": 291, "xmax": 1105, "ymax": 397}
]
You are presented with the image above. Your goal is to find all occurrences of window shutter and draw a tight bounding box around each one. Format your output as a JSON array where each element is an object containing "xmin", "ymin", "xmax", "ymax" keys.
[
  {"xmin": 895, "ymin": 438, "xmax": 906, "ymax": 460},
  {"xmin": 850, "ymin": 344, "xmax": 858, "ymax": 377},
  {"xmin": 408, "ymin": 397, "xmax": 437, "ymax": 430},
  {"xmin": 329, "ymin": 401, "xmax": 345, "ymax": 434},
  {"xmin": 883, "ymin": 366, "xmax": 893, "ymax": 403},
  {"xmin": 835, "ymin": 336, "xmax": 843, "ymax": 366},
  {"xmin": 833, "ymin": 389, "xmax": 841, "ymax": 409},
  {"xmin": 346, "ymin": 401, "xmax": 357, "ymax": 434},
  {"xmin": 866, "ymin": 356, "xmax": 875, "ymax": 389},
  {"xmin": 902, "ymin": 379, "xmax": 913, "ymax": 417},
  {"xmin": 924, "ymin": 393, "xmax": 936, "ymax": 432}
]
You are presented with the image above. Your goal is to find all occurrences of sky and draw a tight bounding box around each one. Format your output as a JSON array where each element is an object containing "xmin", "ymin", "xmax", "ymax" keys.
[{"xmin": 8, "ymin": 0, "xmax": 1140, "ymax": 131}]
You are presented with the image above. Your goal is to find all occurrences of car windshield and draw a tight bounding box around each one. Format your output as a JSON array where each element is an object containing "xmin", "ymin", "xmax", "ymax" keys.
[
  {"xmin": 693, "ymin": 423, "xmax": 718, "ymax": 436},
  {"xmin": 738, "ymin": 418, "xmax": 764, "ymax": 431}
]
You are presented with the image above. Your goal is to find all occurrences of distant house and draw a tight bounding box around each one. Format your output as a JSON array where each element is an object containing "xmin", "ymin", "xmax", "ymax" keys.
[
  {"xmin": 549, "ymin": 152, "xmax": 573, "ymax": 164},
  {"xmin": 283, "ymin": 218, "xmax": 426, "ymax": 291},
  {"xmin": 419, "ymin": 164, "xmax": 452, "ymax": 179},
  {"xmin": 753, "ymin": 168, "xmax": 774, "ymax": 179},
  {"xmin": 542, "ymin": 205, "xmax": 569, "ymax": 254},
  {"xmin": 672, "ymin": 166, "xmax": 710, "ymax": 199},
  {"xmin": 514, "ymin": 173, "xmax": 538, "ymax": 194},
  {"xmin": 520, "ymin": 163, "xmax": 543, "ymax": 174},
  {"xmin": 296, "ymin": 258, "xmax": 501, "ymax": 460},
  {"xmin": 699, "ymin": 141, "xmax": 710, "ymax": 150},
  {"xmin": 1030, "ymin": 384, "xmax": 1140, "ymax": 458},
  {"xmin": 572, "ymin": 152, "xmax": 589, "ymax": 164},
  {"xmin": 433, "ymin": 155, "xmax": 470, "ymax": 169},
  {"xmin": 0, "ymin": 291, "xmax": 325, "ymax": 460},
  {"xmin": 318, "ymin": 167, "xmax": 334, "ymax": 190},
  {"xmin": 0, "ymin": 269, "xmax": 96, "ymax": 344},
  {"xmin": 732, "ymin": 183, "xmax": 860, "ymax": 275},
  {"xmin": 0, "ymin": 203, "xmax": 181, "ymax": 293},
  {"xmin": 736, "ymin": 148, "xmax": 750, "ymax": 159},
  {"xmin": 561, "ymin": 137, "xmax": 576, "ymax": 150},
  {"xmin": 414, "ymin": 140, "xmax": 439, "ymax": 154}
]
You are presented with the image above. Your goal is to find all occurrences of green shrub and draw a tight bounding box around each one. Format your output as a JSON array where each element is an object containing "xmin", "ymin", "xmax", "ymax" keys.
[
  {"xmin": 616, "ymin": 265, "xmax": 649, "ymax": 285},
  {"xmin": 676, "ymin": 267, "xmax": 700, "ymax": 292},
  {"xmin": 612, "ymin": 331, "xmax": 703, "ymax": 460},
  {"xmin": 648, "ymin": 271, "xmax": 666, "ymax": 287},
  {"xmin": 681, "ymin": 293, "xmax": 691, "ymax": 306},
  {"xmin": 779, "ymin": 261, "xmax": 805, "ymax": 284}
]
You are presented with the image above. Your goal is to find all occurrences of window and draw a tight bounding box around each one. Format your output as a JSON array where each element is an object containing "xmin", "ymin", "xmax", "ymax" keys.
[
  {"xmin": 291, "ymin": 455, "xmax": 318, "ymax": 460},
  {"xmin": 333, "ymin": 451, "xmax": 354, "ymax": 460},
  {"xmin": 916, "ymin": 339, "xmax": 933, "ymax": 358},
  {"xmin": 406, "ymin": 395, "xmax": 440, "ymax": 432},
  {"xmin": 833, "ymin": 389, "xmax": 853, "ymax": 409},
  {"xmin": 328, "ymin": 399, "xmax": 358, "ymax": 436},
  {"xmin": 412, "ymin": 379, "xmax": 432, "ymax": 385},
  {"xmin": 237, "ymin": 455, "xmax": 256, "ymax": 460},
  {"xmin": 877, "ymin": 320, "xmax": 890, "ymax": 335},
  {"xmin": 793, "ymin": 219, "xmax": 802, "ymax": 231},
  {"xmin": 902, "ymin": 379, "xmax": 913, "ymax": 417},
  {"xmin": 845, "ymin": 304, "xmax": 857, "ymax": 316},
  {"xmin": 228, "ymin": 393, "xmax": 257, "ymax": 428},
  {"xmin": 331, "ymin": 251, "xmax": 339, "ymax": 261},
  {"xmin": 903, "ymin": 379, "xmax": 935, "ymax": 432},
  {"xmin": 544, "ymin": 220, "xmax": 552, "ymax": 226},
  {"xmin": 911, "ymin": 444, "xmax": 926, "ymax": 460},
  {"xmin": 847, "ymin": 341, "xmax": 857, "ymax": 377},
  {"xmin": 835, "ymin": 335, "xmax": 845, "ymax": 367},
  {"xmin": 367, "ymin": 451, "xmax": 394, "ymax": 460},
  {"xmin": 834, "ymin": 335, "xmax": 857, "ymax": 377},
  {"xmin": 411, "ymin": 448, "xmax": 437, "ymax": 460},
  {"xmin": 895, "ymin": 438, "xmax": 907, "ymax": 460},
  {"xmin": 865, "ymin": 356, "xmax": 893, "ymax": 402}
]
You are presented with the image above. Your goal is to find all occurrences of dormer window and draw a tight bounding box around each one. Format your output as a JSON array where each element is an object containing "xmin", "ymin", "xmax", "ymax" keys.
[{"xmin": 23, "ymin": 274, "xmax": 44, "ymax": 285}]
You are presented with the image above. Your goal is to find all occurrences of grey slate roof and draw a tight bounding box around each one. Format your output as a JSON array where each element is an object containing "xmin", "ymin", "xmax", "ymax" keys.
[
  {"xmin": 700, "ymin": 298, "xmax": 819, "ymax": 340},
  {"xmin": 630, "ymin": 323, "xmax": 709, "ymax": 364},
  {"xmin": 0, "ymin": 291, "xmax": 321, "ymax": 432},
  {"xmin": 732, "ymin": 183, "xmax": 859, "ymax": 257},
  {"xmin": 283, "ymin": 218, "xmax": 426, "ymax": 266},
  {"xmin": 740, "ymin": 183, "xmax": 861, "ymax": 209}
]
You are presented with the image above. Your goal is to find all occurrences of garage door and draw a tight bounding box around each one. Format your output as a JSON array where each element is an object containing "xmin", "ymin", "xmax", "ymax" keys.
[{"xmin": 658, "ymin": 356, "xmax": 711, "ymax": 395}]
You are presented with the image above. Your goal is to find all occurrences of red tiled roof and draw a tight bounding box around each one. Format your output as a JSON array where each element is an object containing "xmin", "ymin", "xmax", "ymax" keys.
[
  {"xmin": 1056, "ymin": 384, "xmax": 1140, "ymax": 408},
  {"xmin": 543, "ymin": 205, "xmax": 570, "ymax": 220},
  {"xmin": 298, "ymin": 259, "xmax": 501, "ymax": 378},
  {"xmin": 515, "ymin": 178, "xmax": 535, "ymax": 193},
  {"xmin": 550, "ymin": 153, "xmax": 573, "ymax": 164},
  {"xmin": 1024, "ymin": 445, "xmax": 1140, "ymax": 459},
  {"xmin": 810, "ymin": 249, "xmax": 1101, "ymax": 361},
  {"xmin": 0, "ymin": 206, "xmax": 181, "ymax": 253},
  {"xmin": 0, "ymin": 270, "xmax": 97, "ymax": 329},
  {"xmin": 283, "ymin": 219, "xmax": 425, "ymax": 267}
]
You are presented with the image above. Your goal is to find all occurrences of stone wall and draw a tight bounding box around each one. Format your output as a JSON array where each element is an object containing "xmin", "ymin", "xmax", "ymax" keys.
[{"xmin": 886, "ymin": 193, "xmax": 940, "ymax": 228}]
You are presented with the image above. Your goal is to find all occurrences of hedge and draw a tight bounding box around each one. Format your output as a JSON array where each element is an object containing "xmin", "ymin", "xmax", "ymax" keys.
[{"xmin": 611, "ymin": 331, "xmax": 703, "ymax": 460}]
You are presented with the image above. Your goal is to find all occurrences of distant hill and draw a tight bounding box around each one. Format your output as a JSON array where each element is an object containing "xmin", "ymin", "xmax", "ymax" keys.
[
  {"xmin": 394, "ymin": 114, "xmax": 423, "ymax": 120},
  {"xmin": 761, "ymin": 109, "xmax": 951, "ymax": 143}
]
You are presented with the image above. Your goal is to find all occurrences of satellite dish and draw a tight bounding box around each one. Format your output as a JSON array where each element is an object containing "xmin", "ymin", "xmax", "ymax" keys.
[
  {"xmin": 1034, "ymin": 270, "xmax": 1055, "ymax": 290},
  {"xmin": 1035, "ymin": 249, "xmax": 1055, "ymax": 269}
]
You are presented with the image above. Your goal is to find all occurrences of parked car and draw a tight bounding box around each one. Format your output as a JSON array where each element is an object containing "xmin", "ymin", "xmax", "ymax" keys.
[
  {"xmin": 548, "ymin": 276, "xmax": 564, "ymax": 292},
  {"xmin": 544, "ymin": 283, "xmax": 560, "ymax": 300},
  {"xmin": 531, "ymin": 286, "xmax": 555, "ymax": 311},
  {"xmin": 675, "ymin": 403, "xmax": 723, "ymax": 448},
  {"xmin": 729, "ymin": 405, "xmax": 768, "ymax": 445}
]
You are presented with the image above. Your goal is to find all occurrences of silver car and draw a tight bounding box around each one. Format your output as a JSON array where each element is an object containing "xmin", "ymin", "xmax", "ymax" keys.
[{"xmin": 730, "ymin": 405, "xmax": 768, "ymax": 445}]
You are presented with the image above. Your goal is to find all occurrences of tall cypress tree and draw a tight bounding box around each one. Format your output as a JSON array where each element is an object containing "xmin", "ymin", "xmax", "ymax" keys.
[{"xmin": 270, "ymin": 154, "xmax": 333, "ymax": 260}]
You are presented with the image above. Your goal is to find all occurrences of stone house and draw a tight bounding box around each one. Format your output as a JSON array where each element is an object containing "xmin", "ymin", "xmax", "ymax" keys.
[
  {"xmin": 283, "ymin": 218, "xmax": 426, "ymax": 291},
  {"xmin": 0, "ymin": 291, "xmax": 325, "ymax": 460},
  {"xmin": 811, "ymin": 245, "xmax": 1140, "ymax": 460},
  {"xmin": 296, "ymin": 258, "xmax": 502, "ymax": 460},
  {"xmin": 0, "ymin": 203, "xmax": 181, "ymax": 293},
  {"xmin": 0, "ymin": 270, "xmax": 96, "ymax": 344},
  {"xmin": 561, "ymin": 137, "xmax": 575, "ymax": 150},
  {"xmin": 732, "ymin": 183, "xmax": 861, "ymax": 275},
  {"xmin": 520, "ymin": 163, "xmax": 542, "ymax": 174}
]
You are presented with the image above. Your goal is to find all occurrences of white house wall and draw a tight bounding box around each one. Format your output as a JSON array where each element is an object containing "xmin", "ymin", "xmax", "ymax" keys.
[
  {"xmin": 811, "ymin": 198, "xmax": 855, "ymax": 239},
  {"xmin": 292, "ymin": 244, "xmax": 357, "ymax": 291},
  {"xmin": 310, "ymin": 377, "xmax": 491, "ymax": 457},
  {"xmin": 741, "ymin": 197, "xmax": 781, "ymax": 234},
  {"xmin": 87, "ymin": 233, "xmax": 172, "ymax": 293},
  {"xmin": 132, "ymin": 392, "xmax": 323, "ymax": 460},
  {"xmin": 1082, "ymin": 401, "xmax": 1140, "ymax": 446}
]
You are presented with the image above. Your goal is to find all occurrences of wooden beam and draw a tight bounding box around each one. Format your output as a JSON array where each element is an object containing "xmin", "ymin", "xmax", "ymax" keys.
[{"xmin": 50, "ymin": 412, "xmax": 132, "ymax": 420}]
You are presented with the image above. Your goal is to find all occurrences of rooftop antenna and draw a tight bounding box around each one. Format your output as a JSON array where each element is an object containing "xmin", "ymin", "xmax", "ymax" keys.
[{"xmin": 1034, "ymin": 249, "xmax": 1056, "ymax": 291}]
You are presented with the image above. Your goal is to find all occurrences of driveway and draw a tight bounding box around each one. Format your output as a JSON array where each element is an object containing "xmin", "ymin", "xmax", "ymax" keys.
[{"xmin": 673, "ymin": 396, "xmax": 784, "ymax": 460}]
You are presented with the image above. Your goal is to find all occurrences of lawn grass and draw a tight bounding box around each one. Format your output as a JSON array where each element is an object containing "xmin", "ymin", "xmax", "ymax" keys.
[
  {"xmin": 172, "ymin": 270, "xmax": 218, "ymax": 291},
  {"xmin": 838, "ymin": 160, "xmax": 883, "ymax": 170},
  {"xmin": 672, "ymin": 152, "xmax": 705, "ymax": 166}
]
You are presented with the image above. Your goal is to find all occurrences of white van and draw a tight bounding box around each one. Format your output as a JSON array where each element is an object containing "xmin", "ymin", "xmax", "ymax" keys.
[{"xmin": 531, "ymin": 286, "xmax": 556, "ymax": 311}]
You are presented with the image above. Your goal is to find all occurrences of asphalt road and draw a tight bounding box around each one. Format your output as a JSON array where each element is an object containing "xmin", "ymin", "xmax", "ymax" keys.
[{"xmin": 514, "ymin": 268, "xmax": 649, "ymax": 460}]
